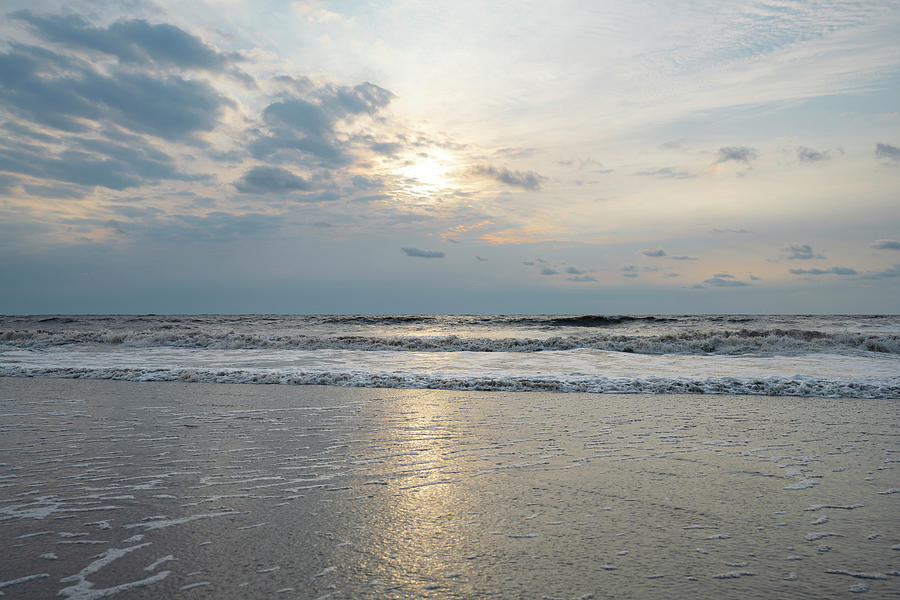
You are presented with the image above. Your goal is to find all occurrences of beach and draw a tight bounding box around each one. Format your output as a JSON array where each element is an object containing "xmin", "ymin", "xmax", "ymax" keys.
[{"xmin": 1, "ymin": 377, "xmax": 897, "ymax": 599}]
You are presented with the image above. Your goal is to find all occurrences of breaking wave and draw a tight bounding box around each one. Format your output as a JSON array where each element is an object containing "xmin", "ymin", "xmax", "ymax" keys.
[
  {"xmin": 1, "ymin": 328, "xmax": 897, "ymax": 355},
  {"xmin": 2, "ymin": 366, "xmax": 897, "ymax": 398}
]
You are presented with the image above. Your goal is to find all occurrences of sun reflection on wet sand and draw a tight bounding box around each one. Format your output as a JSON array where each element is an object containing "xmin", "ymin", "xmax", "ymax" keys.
[{"xmin": 1, "ymin": 380, "xmax": 897, "ymax": 599}]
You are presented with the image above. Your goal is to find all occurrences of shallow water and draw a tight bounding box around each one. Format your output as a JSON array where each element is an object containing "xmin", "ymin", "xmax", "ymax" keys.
[
  {"xmin": 1, "ymin": 378, "xmax": 897, "ymax": 599},
  {"xmin": 2, "ymin": 314, "xmax": 898, "ymax": 397}
]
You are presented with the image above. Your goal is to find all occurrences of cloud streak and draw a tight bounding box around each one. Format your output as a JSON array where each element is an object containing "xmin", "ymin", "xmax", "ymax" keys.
[
  {"xmin": 401, "ymin": 247, "xmax": 445, "ymax": 258},
  {"xmin": 875, "ymin": 143, "xmax": 900, "ymax": 161},
  {"xmin": 715, "ymin": 146, "xmax": 758, "ymax": 164},
  {"xmin": 467, "ymin": 165, "xmax": 545, "ymax": 190},
  {"xmin": 789, "ymin": 267, "xmax": 857, "ymax": 275}
]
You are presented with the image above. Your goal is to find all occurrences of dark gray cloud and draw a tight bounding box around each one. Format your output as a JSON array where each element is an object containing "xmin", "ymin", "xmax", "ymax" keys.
[
  {"xmin": 671, "ymin": 255, "xmax": 698, "ymax": 261},
  {"xmin": 796, "ymin": 146, "xmax": 831, "ymax": 162},
  {"xmin": 641, "ymin": 249, "xmax": 666, "ymax": 257},
  {"xmin": 704, "ymin": 275, "xmax": 750, "ymax": 286},
  {"xmin": 872, "ymin": 240, "xmax": 900, "ymax": 250},
  {"xmin": 567, "ymin": 275, "xmax": 597, "ymax": 282},
  {"xmin": 540, "ymin": 268, "xmax": 559, "ymax": 275},
  {"xmin": 402, "ymin": 247, "xmax": 445, "ymax": 258},
  {"xmin": 251, "ymin": 82, "xmax": 394, "ymax": 167},
  {"xmin": 715, "ymin": 146, "xmax": 758, "ymax": 164},
  {"xmin": 467, "ymin": 165, "xmax": 545, "ymax": 190},
  {"xmin": 12, "ymin": 11, "xmax": 238, "ymax": 72},
  {"xmin": 317, "ymin": 82, "xmax": 394, "ymax": 117},
  {"xmin": 476, "ymin": 256, "xmax": 487, "ymax": 261},
  {"xmin": 784, "ymin": 243, "xmax": 824, "ymax": 260},
  {"xmin": 565, "ymin": 266, "xmax": 588, "ymax": 274},
  {"xmin": 263, "ymin": 98, "xmax": 332, "ymax": 136},
  {"xmin": 23, "ymin": 183, "xmax": 87, "ymax": 199},
  {"xmin": 234, "ymin": 166, "xmax": 312, "ymax": 194},
  {"xmin": 789, "ymin": 266, "xmax": 857, "ymax": 275},
  {"xmin": 352, "ymin": 175, "xmax": 383, "ymax": 190},
  {"xmin": 862, "ymin": 264, "xmax": 900, "ymax": 279},
  {"xmin": 662, "ymin": 272, "xmax": 680, "ymax": 278},
  {"xmin": 0, "ymin": 43, "xmax": 232, "ymax": 141},
  {"xmin": 0, "ymin": 135, "xmax": 204, "ymax": 190},
  {"xmin": 875, "ymin": 143, "xmax": 900, "ymax": 161},
  {"xmin": 633, "ymin": 167, "xmax": 693, "ymax": 179},
  {"xmin": 749, "ymin": 274, "xmax": 762, "ymax": 281}
]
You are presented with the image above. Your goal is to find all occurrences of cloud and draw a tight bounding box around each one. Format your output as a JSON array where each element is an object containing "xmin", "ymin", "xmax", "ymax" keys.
[
  {"xmin": 557, "ymin": 156, "xmax": 611, "ymax": 173},
  {"xmin": 789, "ymin": 266, "xmax": 857, "ymax": 275},
  {"xmin": 567, "ymin": 275, "xmax": 597, "ymax": 282},
  {"xmin": 875, "ymin": 143, "xmax": 900, "ymax": 161},
  {"xmin": 633, "ymin": 167, "xmax": 693, "ymax": 179},
  {"xmin": 12, "ymin": 11, "xmax": 238, "ymax": 73},
  {"xmin": 862, "ymin": 264, "xmax": 900, "ymax": 279},
  {"xmin": 80, "ymin": 210, "xmax": 283, "ymax": 243},
  {"xmin": 715, "ymin": 146, "xmax": 758, "ymax": 164},
  {"xmin": 467, "ymin": 165, "xmax": 545, "ymax": 190},
  {"xmin": 234, "ymin": 166, "xmax": 312, "ymax": 194},
  {"xmin": 749, "ymin": 274, "xmax": 762, "ymax": 281},
  {"xmin": 641, "ymin": 248, "xmax": 666, "ymax": 257},
  {"xmin": 796, "ymin": 146, "xmax": 831, "ymax": 162},
  {"xmin": 401, "ymin": 247, "xmax": 445, "ymax": 258},
  {"xmin": 662, "ymin": 272, "xmax": 680, "ymax": 278},
  {"xmin": 711, "ymin": 228, "xmax": 750, "ymax": 234},
  {"xmin": 564, "ymin": 266, "xmax": 588, "ymax": 274},
  {"xmin": 872, "ymin": 240, "xmax": 900, "ymax": 250},
  {"xmin": 704, "ymin": 275, "xmax": 751, "ymax": 287},
  {"xmin": 23, "ymin": 183, "xmax": 87, "ymax": 199},
  {"xmin": 250, "ymin": 82, "xmax": 394, "ymax": 168},
  {"xmin": 475, "ymin": 256, "xmax": 487, "ymax": 261},
  {"xmin": 540, "ymin": 268, "xmax": 559, "ymax": 275},
  {"xmin": 353, "ymin": 193, "xmax": 391, "ymax": 204},
  {"xmin": 0, "ymin": 173, "xmax": 19, "ymax": 193},
  {"xmin": 670, "ymin": 255, "xmax": 698, "ymax": 261},
  {"xmin": 0, "ymin": 42, "xmax": 233, "ymax": 141},
  {"xmin": 784, "ymin": 243, "xmax": 824, "ymax": 260},
  {"xmin": 0, "ymin": 135, "xmax": 205, "ymax": 190}
]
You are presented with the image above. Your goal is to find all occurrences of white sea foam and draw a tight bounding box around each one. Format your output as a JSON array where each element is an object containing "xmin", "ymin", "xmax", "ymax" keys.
[
  {"xmin": 3, "ymin": 363, "xmax": 897, "ymax": 398},
  {"xmin": 3, "ymin": 314, "xmax": 898, "ymax": 397}
]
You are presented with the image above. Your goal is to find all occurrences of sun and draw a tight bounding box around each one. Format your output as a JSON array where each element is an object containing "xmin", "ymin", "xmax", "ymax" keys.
[{"xmin": 394, "ymin": 149, "xmax": 456, "ymax": 191}]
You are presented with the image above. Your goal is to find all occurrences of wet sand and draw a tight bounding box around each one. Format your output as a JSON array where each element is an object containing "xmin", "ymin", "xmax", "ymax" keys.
[{"xmin": 0, "ymin": 378, "xmax": 897, "ymax": 599}]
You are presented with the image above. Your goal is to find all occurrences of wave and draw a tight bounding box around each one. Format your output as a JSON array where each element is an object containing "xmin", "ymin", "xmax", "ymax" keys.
[
  {"xmin": 1, "ymin": 328, "xmax": 897, "ymax": 355},
  {"xmin": 2, "ymin": 366, "xmax": 897, "ymax": 398}
]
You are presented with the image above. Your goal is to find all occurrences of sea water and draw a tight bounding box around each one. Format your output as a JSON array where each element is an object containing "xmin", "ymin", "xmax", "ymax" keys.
[{"xmin": 1, "ymin": 314, "xmax": 897, "ymax": 397}]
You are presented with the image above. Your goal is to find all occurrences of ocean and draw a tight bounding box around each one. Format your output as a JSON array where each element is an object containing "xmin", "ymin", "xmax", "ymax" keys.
[{"xmin": 2, "ymin": 314, "xmax": 897, "ymax": 398}]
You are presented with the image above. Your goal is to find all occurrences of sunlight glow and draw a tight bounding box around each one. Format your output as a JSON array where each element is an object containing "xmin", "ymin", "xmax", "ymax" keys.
[{"xmin": 393, "ymin": 149, "xmax": 458, "ymax": 192}]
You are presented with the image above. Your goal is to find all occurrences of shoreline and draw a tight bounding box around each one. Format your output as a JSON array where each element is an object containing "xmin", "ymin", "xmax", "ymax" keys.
[{"xmin": 1, "ymin": 377, "xmax": 897, "ymax": 599}]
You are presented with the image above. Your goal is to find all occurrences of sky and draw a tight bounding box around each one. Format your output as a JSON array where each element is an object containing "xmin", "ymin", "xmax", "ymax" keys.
[{"xmin": 1, "ymin": 0, "xmax": 899, "ymax": 314}]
